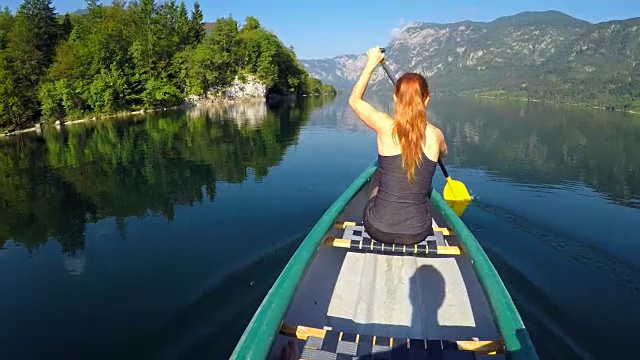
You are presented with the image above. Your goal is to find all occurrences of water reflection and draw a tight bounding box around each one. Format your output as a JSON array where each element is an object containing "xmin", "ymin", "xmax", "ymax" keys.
[
  {"xmin": 0, "ymin": 97, "xmax": 334, "ymax": 254},
  {"xmin": 152, "ymin": 234, "xmax": 304, "ymax": 359},
  {"xmin": 309, "ymin": 94, "xmax": 639, "ymax": 209},
  {"xmin": 317, "ymin": 94, "xmax": 640, "ymax": 210},
  {"xmin": 186, "ymin": 101, "xmax": 269, "ymax": 129},
  {"xmin": 427, "ymin": 97, "xmax": 640, "ymax": 208},
  {"xmin": 307, "ymin": 95, "xmax": 393, "ymax": 131}
]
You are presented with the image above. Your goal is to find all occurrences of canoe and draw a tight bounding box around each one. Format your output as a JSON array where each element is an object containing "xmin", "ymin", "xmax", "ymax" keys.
[{"xmin": 231, "ymin": 162, "xmax": 539, "ymax": 359}]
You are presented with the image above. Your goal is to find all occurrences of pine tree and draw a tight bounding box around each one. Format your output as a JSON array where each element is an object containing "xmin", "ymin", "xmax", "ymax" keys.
[
  {"xmin": 12, "ymin": 0, "xmax": 60, "ymax": 66},
  {"xmin": 0, "ymin": 7, "xmax": 14, "ymax": 50},
  {"xmin": 60, "ymin": 13, "xmax": 72, "ymax": 40},
  {"xmin": 176, "ymin": 1, "xmax": 190, "ymax": 48},
  {"xmin": 189, "ymin": 1, "xmax": 205, "ymax": 45}
]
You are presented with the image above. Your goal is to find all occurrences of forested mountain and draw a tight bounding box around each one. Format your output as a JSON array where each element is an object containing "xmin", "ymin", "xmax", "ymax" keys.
[
  {"xmin": 301, "ymin": 11, "xmax": 640, "ymax": 112},
  {"xmin": 0, "ymin": 0, "xmax": 336, "ymax": 132}
]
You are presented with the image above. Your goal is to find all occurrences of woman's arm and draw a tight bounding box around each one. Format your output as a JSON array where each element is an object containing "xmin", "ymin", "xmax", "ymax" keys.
[
  {"xmin": 348, "ymin": 46, "xmax": 391, "ymax": 133},
  {"xmin": 439, "ymin": 129, "xmax": 448, "ymax": 159}
]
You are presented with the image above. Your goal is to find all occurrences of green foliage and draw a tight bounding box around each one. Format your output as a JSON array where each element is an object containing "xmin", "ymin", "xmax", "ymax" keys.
[
  {"xmin": 242, "ymin": 16, "xmax": 260, "ymax": 32},
  {"xmin": 189, "ymin": 1, "xmax": 205, "ymax": 45},
  {"xmin": 141, "ymin": 78, "xmax": 182, "ymax": 108},
  {"xmin": 175, "ymin": 2, "xmax": 190, "ymax": 48},
  {"xmin": 60, "ymin": 13, "xmax": 72, "ymax": 39},
  {"xmin": 1, "ymin": 1, "xmax": 334, "ymax": 131},
  {"xmin": 0, "ymin": 0, "xmax": 61, "ymax": 129},
  {"xmin": 0, "ymin": 7, "xmax": 14, "ymax": 50},
  {"xmin": 175, "ymin": 41, "xmax": 232, "ymax": 96},
  {"xmin": 297, "ymin": 76, "xmax": 337, "ymax": 96},
  {"xmin": 87, "ymin": 66, "xmax": 132, "ymax": 113}
]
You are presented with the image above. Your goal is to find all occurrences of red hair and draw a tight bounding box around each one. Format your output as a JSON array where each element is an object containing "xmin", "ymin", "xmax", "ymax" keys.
[{"xmin": 392, "ymin": 72, "xmax": 430, "ymax": 183}]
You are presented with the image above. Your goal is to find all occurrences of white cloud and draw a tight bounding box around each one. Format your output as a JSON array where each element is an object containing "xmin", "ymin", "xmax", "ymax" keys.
[{"xmin": 390, "ymin": 18, "xmax": 407, "ymax": 38}]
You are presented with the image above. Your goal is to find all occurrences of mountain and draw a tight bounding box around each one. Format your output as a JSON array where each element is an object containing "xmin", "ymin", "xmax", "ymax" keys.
[
  {"xmin": 299, "ymin": 54, "xmax": 367, "ymax": 91},
  {"xmin": 300, "ymin": 11, "xmax": 640, "ymax": 111}
]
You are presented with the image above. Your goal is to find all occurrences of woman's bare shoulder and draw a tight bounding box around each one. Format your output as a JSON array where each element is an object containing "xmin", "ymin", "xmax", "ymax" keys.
[{"xmin": 426, "ymin": 123, "xmax": 444, "ymax": 140}]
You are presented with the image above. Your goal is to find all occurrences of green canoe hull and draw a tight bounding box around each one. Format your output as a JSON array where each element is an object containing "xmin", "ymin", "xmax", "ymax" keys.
[{"xmin": 230, "ymin": 162, "xmax": 538, "ymax": 359}]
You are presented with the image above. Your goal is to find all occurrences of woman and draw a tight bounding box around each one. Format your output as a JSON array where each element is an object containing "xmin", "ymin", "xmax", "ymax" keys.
[{"xmin": 349, "ymin": 46, "xmax": 448, "ymax": 245}]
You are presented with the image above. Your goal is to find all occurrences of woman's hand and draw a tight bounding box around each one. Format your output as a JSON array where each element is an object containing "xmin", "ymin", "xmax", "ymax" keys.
[
  {"xmin": 366, "ymin": 46, "xmax": 385, "ymax": 68},
  {"xmin": 350, "ymin": 45, "xmax": 393, "ymax": 133}
]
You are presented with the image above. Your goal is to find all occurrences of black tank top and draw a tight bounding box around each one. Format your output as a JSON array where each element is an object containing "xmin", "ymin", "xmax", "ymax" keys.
[{"xmin": 366, "ymin": 153, "xmax": 437, "ymax": 235}]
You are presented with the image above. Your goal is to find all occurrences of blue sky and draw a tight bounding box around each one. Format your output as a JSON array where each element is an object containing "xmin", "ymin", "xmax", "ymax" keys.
[{"xmin": 1, "ymin": 0, "xmax": 638, "ymax": 59}]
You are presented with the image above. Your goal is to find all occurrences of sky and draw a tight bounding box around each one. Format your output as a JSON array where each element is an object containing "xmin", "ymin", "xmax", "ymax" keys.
[{"xmin": 1, "ymin": 0, "xmax": 639, "ymax": 59}]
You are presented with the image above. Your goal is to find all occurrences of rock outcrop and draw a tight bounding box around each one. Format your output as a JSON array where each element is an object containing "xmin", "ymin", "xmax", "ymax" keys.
[
  {"xmin": 185, "ymin": 75, "xmax": 267, "ymax": 106},
  {"xmin": 224, "ymin": 75, "xmax": 268, "ymax": 101}
]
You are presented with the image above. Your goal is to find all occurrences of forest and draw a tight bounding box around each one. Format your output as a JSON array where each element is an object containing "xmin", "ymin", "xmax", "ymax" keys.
[{"xmin": 0, "ymin": 0, "xmax": 336, "ymax": 131}]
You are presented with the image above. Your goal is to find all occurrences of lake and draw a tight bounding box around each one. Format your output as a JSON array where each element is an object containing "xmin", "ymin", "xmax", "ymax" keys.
[{"xmin": 0, "ymin": 95, "xmax": 638, "ymax": 359}]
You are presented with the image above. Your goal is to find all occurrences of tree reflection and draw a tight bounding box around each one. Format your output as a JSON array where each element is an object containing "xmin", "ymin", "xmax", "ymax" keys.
[
  {"xmin": 0, "ymin": 96, "xmax": 333, "ymax": 253},
  {"xmin": 428, "ymin": 97, "xmax": 640, "ymax": 208}
]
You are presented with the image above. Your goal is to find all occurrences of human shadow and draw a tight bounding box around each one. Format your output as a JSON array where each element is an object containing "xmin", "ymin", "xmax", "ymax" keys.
[
  {"xmin": 322, "ymin": 264, "xmax": 500, "ymax": 359},
  {"xmin": 274, "ymin": 242, "xmax": 507, "ymax": 359},
  {"xmin": 272, "ymin": 264, "xmax": 501, "ymax": 359},
  {"xmin": 326, "ymin": 264, "xmax": 449, "ymax": 339},
  {"xmin": 275, "ymin": 258, "xmax": 503, "ymax": 359}
]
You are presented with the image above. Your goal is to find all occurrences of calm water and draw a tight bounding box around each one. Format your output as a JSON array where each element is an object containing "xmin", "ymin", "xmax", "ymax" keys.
[{"xmin": 0, "ymin": 95, "xmax": 638, "ymax": 359}]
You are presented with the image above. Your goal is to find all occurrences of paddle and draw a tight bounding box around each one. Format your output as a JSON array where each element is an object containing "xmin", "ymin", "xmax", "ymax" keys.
[{"xmin": 378, "ymin": 48, "xmax": 472, "ymax": 205}]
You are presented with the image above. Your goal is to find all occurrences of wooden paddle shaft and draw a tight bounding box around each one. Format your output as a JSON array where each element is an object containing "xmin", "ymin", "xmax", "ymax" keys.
[{"xmin": 379, "ymin": 48, "xmax": 450, "ymax": 178}]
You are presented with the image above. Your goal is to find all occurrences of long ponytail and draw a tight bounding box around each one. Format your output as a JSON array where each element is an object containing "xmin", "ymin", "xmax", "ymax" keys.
[{"xmin": 392, "ymin": 72, "xmax": 430, "ymax": 183}]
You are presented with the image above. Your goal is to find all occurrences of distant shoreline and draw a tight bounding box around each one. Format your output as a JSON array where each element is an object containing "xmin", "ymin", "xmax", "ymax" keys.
[
  {"xmin": 1, "ymin": 107, "xmax": 172, "ymax": 139},
  {"xmin": 466, "ymin": 94, "xmax": 640, "ymax": 116},
  {"xmin": 0, "ymin": 96, "xmax": 295, "ymax": 139},
  {"xmin": 5, "ymin": 92, "xmax": 634, "ymax": 140}
]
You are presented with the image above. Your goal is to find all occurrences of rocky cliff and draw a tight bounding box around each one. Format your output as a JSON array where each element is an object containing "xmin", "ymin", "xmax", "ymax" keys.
[
  {"xmin": 185, "ymin": 75, "xmax": 268, "ymax": 106},
  {"xmin": 301, "ymin": 11, "xmax": 640, "ymax": 111}
]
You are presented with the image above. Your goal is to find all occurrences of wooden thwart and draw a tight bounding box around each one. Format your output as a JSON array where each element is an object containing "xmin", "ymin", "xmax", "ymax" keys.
[
  {"xmin": 433, "ymin": 227, "xmax": 453, "ymax": 236},
  {"xmin": 333, "ymin": 220, "xmax": 358, "ymax": 229},
  {"xmin": 333, "ymin": 220, "xmax": 453, "ymax": 236},
  {"xmin": 323, "ymin": 237, "xmax": 462, "ymax": 255},
  {"xmin": 279, "ymin": 323, "xmax": 504, "ymax": 355}
]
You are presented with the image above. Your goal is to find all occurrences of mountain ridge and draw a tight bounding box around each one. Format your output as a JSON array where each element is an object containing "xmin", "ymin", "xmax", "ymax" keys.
[{"xmin": 300, "ymin": 10, "xmax": 640, "ymax": 111}]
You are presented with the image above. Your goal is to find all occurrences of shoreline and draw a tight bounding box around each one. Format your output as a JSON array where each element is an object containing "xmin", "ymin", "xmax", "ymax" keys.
[
  {"xmin": 10, "ymin": 91, "xmax": 630, "ymax": 138},
  {"xmin": 0, "ymin": 96, "xmax": 286, "ymax": 139},
  {"xmin": 1, "ymin": 107, "xmax": 169, "ymax": 139},
  {"xmin": 466, "ymin": 94, "xmax": 640, "ymax": 116}
]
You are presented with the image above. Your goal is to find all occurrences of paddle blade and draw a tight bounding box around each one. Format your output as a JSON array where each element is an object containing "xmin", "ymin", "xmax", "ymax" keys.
[
  {"xmin": 442, "ymin": 177, "xmax": 472, "ymax": 202},
  {"xmin": 445, "ymin": 199, "xmax": 471, "ymax": 217}
]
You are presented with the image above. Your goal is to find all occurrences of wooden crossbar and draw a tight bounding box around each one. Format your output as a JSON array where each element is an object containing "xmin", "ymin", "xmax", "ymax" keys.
[
  {"xmin": 323, "ymin": 237, "xmax": 462, "ymax": 255},
  {"xmin": 279, "ymin": 323, "xmax": 504, "ymax": 355},
  {"xmin": 333, "ymin": 220, "xmax": 453, "ymax": 236}
]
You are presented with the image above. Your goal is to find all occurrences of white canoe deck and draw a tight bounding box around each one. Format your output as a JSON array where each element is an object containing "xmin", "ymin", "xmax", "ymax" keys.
[{"xmin": 268, "ymin": 184, "xmax": 502, "ymax": 359}]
